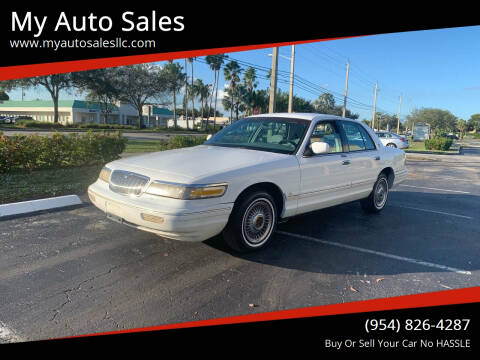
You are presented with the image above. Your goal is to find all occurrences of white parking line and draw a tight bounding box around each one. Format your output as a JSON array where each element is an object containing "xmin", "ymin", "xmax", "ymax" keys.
[
  {"xmin": 0, "ymin": 322, "xmax": 24, "ymax": 343},
  {"xmin": 276, "ymin": 231, "xmax": 472, "ymax": 275},
  {"xmin": 392, "ymin": 205, "xmax": 473, "ymax": 220},
  {"xmin": 399, "ymin": 184, "xmax": 471, "ymax": 194}
]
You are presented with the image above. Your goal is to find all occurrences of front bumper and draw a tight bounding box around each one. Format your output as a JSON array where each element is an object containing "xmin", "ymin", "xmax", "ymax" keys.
[{"xmin": 88, "ymin": 180, "xmax": 233, "ymax": 242}]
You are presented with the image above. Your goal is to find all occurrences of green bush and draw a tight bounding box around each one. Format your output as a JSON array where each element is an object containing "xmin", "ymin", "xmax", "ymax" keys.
[
  {"xmin": 424, "ymin": 137, "xmax": 453, "ymax": 151},
  {"xmin": 17, "ymin": 120, "xmax": 65, "ymax": 129},
  {"xmin": 0, "ymin": 131, "xmax": 127, "ymax": 173},
  {"xmin": 71, "ymin": 123, "xmax": 137, "ymax": 130},
  {"xmin": 163, "ymin": 135, "xmax": 207, "ymax": 150}
]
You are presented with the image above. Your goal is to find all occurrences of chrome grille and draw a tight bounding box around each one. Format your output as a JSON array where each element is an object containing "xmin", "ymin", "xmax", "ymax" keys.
[{"xmin": 109, "ymin": 170, "xmax": 150, "ymax": 196}]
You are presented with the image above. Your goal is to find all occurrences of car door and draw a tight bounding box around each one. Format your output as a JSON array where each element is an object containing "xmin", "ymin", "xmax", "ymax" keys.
[
  {"xmin": 338, "ymin": 120, "xmax": 381, "ymax": 200},
  {"xmin": 297, "ymin": 120, "xmax": 354, "ymax": 214}
]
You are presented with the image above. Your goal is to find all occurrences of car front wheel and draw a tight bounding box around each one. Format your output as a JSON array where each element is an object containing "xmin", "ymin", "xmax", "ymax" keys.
[
  {"xmin": 223, "ymin": 190, "xmax": 277, "ymax": 252},
  {"xmin": 360, "ymin": 173, "xmax": 389, "ymax": 213}
]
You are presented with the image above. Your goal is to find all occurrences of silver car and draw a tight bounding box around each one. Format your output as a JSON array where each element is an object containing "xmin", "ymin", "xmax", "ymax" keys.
[{"xmin": 375, "ymin": 131, "xmax": 409, "ymax": 149}]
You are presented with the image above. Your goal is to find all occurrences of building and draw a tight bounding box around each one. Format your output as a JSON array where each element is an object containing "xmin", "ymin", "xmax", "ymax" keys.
[
  {"xmin": 168, "ymin": 116, "xmax": 230, "ymax": 129},
  {"xmin": 0, "ymin": 100, "xmax": 173, "ymax": 127}
]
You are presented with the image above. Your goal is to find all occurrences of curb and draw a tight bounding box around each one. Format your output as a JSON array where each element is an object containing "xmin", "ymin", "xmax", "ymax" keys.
[{"xmin": 0, "ymin": 195, "xmax": 83, "ymax": 219}]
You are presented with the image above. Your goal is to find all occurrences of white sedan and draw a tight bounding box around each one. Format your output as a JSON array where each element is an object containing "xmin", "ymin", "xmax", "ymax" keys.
[
  {"xmin": 375, "ymin": 131, "xmax": 409, "ymax": 149},
  {"xmin": 88, "ymin": 113, "xmax": 407, "ymax": 252}
]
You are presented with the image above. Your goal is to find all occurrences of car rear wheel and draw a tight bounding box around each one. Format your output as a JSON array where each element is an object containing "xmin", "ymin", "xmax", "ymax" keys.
[
  {"xmin": 223, "ymin": 190, "xmax": 277, "ymax": 252},
  {"xmin": 386, "ymin": 143, "xmax": 397, "ymax": 148},
  {"xmin": 360, "ymin": 173, "xmax": 389, "ymax": 213}
]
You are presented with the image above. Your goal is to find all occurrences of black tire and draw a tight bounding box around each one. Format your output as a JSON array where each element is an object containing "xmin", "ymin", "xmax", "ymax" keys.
[
  {"xmin": 222, "ymin": 190, "xmax": 278, "ymax": 252},
  {"xmin": 386, "ymin": 143, "xmax": 397, "ymax": 148},
  {"xmin": 360, "ymin": 173, "xmax": 389, "ymax": 213}
]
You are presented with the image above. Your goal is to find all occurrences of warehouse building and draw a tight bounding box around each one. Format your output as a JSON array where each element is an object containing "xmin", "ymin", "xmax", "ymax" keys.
[{"xmin": 0, "ymin": 100, "xmax": 173, "ymax": 127}]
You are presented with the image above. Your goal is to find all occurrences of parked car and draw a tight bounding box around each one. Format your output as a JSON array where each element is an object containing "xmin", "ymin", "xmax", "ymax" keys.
[
  {"xmin": 375, "ymin": 131, "xmax": 409, "ymax": 149},
  {"xmin": 0, "ymin": 116, "xmax": 15, "ymax": 124},
  {"xmin": 446, "ymin": 134, "xmax": 459, "ymax": 140},
  {"xmin": 89, "ymin": 114, "xmax": 407, "ymax": 252}
]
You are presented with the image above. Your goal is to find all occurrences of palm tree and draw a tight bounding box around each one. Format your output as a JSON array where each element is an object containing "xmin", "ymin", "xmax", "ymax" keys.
[
  {"xmin": 162, "ymin": 62, "xmax": 186, "ymax": 129},
  {"xmin": 223, "ymin": 60, "xmax": 242, "ymax": 122},
  {"xmin": 187, "ymin": 57, "xmax": 196, "ymax": 127},
  {"xmin": 242, "ymin": 67, "xmax": 258, "ymax": 115},
  {"xmin": 193, "ymin": 79, "xmax": 211, "ymax": 126},
  {"xmin": 205, "ymin": 54, "xmax": 228, "ymax": 131}
]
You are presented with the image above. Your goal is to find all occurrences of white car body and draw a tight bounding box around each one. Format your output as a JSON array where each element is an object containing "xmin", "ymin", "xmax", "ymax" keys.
[
  {"xmin": 88, "ymin": 114, "xmax": 407, "ymax": 245},
  {"xmin": 376, "ymin": 131, "xmax": 409, "ymax": 149}
]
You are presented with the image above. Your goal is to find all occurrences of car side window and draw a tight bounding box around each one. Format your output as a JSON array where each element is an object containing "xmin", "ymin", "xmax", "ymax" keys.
[
  {"xmin": 341, "ymin": 122, "xmax": 367, "ymax": 151},
  {"xmin": 309, "ymin": 121, "xmax": 343, "ymax": 153},
  {"xmin": 357, "ymin": 125, "xmax": 376, "ymax": 150}
]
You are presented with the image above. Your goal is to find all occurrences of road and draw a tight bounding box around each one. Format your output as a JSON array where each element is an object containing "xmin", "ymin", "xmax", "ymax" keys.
[{"xmin": 0, "ymin": 147, "xmax": 479, "ymax": 343}]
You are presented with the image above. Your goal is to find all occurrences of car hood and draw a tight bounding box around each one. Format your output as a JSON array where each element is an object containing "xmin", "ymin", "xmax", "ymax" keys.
[{"xmin": 109, "ymin": 145, "xmax": 289, "ymax": 183}]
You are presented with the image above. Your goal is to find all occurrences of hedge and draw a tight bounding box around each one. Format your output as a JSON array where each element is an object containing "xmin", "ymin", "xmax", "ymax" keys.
[
  {"xmin": 14, "ymin": 119, "xmax": 137, "ymax": 130},
  {"xmin": 0, "ymin": 131, "xmax": 127, "ymax": 173},
  {"xmin": 424, "ymin": 137, "xmax": 453, "ymax": 151}
]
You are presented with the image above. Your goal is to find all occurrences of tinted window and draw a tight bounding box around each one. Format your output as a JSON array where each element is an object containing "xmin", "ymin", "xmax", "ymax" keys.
[
  {"xmin": 341, "ymin": 122, "xmax": 367, "ymax": 151},
  {"xmin": 205, "ymin": 117, "xmax": 309, "ymax": 154},
  {"xmin": 309, "ymin": 121, "xmax": 343, "ymax": 153},
  {"xmin": 342, "ymin": 122, "xmax": 376, "ymax": 151},
  {"xmin": 358, "ymin": 125, "xmax": 376, "ymax": 150}
]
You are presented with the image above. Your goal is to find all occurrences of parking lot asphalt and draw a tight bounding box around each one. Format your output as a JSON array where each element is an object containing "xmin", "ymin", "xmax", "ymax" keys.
[{"xmin": 1, "ymin": 148, "xmax": 479, "ymax": 343}]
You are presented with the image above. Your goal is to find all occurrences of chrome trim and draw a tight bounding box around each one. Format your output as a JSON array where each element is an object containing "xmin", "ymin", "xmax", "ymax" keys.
[{"xmin": 109, "ymin": 170, "xmax": 150, "ymax": 196}]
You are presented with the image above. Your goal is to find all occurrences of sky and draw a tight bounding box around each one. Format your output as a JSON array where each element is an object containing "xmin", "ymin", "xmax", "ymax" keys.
[{"xmin": 8, "ymin": 25, "xmax": 480, "ymax": 122}]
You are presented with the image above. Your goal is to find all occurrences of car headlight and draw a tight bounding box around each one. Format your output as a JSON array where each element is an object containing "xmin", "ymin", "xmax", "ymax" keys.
[
  {"xmin": 98, "ymin": 167, "xmax": 112, "ymax": 183},
  {"xmin": 145, "ymin": 181, "xmax": 227, "ymax": 200}
]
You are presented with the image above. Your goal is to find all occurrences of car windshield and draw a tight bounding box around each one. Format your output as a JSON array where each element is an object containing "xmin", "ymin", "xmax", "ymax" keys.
[{"xmin": 205, "ymin": 117, "xmax": 310, "ymax": 154}]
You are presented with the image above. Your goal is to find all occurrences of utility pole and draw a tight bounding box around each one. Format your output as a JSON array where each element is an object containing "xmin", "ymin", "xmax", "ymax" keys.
[
  {"xmin": 269, "ymin": 47, "xmax": 279, "ymax": 113},
  {"xmin": 371, "ymin": 81, "xmax": 378, "ymax": 130},
  {"xmin": 408, "ymin": 101, "xmax": 413, "ymax": 138},
  {"xmin": 288, "ymin": 45, "xmax": 295, "ymax": 113},
  {"xmin": 397, "ymin": 95, "xmax": 402, "ymax": 134},
  {"xmin": 342, "ymin": 60, "xmax": 350, "ymax": 118}
]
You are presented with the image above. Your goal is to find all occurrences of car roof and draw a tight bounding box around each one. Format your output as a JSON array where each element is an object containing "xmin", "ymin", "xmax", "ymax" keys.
[{"xmin": 247, "ymin": 112, "xmax": 354, "ymax": 122}]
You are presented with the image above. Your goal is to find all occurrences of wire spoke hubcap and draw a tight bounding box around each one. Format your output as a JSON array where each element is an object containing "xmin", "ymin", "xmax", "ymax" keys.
[
  {"xmin": 242, "ymin": 198, "xmax": 275, "ymax": 246},
  {"xmin": 374, "ymin": 179, "xmax": 388, "ymax": 209}
]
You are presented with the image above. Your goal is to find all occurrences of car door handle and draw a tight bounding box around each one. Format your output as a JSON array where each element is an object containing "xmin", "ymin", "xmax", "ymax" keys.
[
  {"xmin": 342, "ymin": 160, "xmax": 351, "ymax": 165},
  {"xmin": 374, "ymin": 156, "xmax": 381, "ymax": 161}
]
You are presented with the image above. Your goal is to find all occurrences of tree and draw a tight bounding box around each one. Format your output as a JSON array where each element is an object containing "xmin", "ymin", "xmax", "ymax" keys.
[
  {"xmin": 313, "ymin": 93, "xmax": 335, "ymax": 112},
  {"xmin": 161, "ymin": 62, "xmax": 187, "ymax": 129},
  {"xmin": 275, "ymin": 90, "xmax": 315, "ymax": 113},
  {"xmin": 72, "ymin": 68, "xmax": 121, "ymax": 124},
  {"xmin": 1, "ymin": 74, "xmax": 73, "ymax": 123},
  {"xmin": 193, "ymin": 79, "xmax": 211, "ymax": 124},
  {"xmin": 468, "ymin": 114, "xmax": 480, "ymax": 133},
  {"xmin": 187, "ymin": 57, "xmax": 196, "ymax": 126},
  {"xmin": 223, "ymin": 60, "xmax": 242, "ymax": 121},
  {"xmin": 223, "ymin": 85, "xmax": 247, "ymax": 120},
  {"xmin": 372, "ymin": 112, "xmax": 403, "ymax": 132},
  {"xmin": 250, "ymin": 89, "xmax": 269, "ymax": 115},
  {"xmin": 205, "ymin": 54, "xmax": 228, "ymax": 131},
  {"xmin": 456, "ymin": 119, "xmax": 467, "ymax": 139},
  {"xmin": 408, "ymin": 108, "xmax": 457, "ymax": 134},
  {"xmin": 115, "ymin": 64, "xmax": 167, "ymax": 128},
  {"xmin": 312, "ymin": 92, "xmax": 359, "ymax": 119},
  {"xmin": 0, "ymin": 90, "xmax": 9, "ymax": 101},
  {"xmin": 242, "ymin": 67, "xmax": 258, "ymax": 115}
]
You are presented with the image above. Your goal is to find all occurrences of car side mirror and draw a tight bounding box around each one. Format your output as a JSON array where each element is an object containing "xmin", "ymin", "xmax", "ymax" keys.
[{"xmin": 310, "ymin": 141, "xmax": 330, "ymax": 155}]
